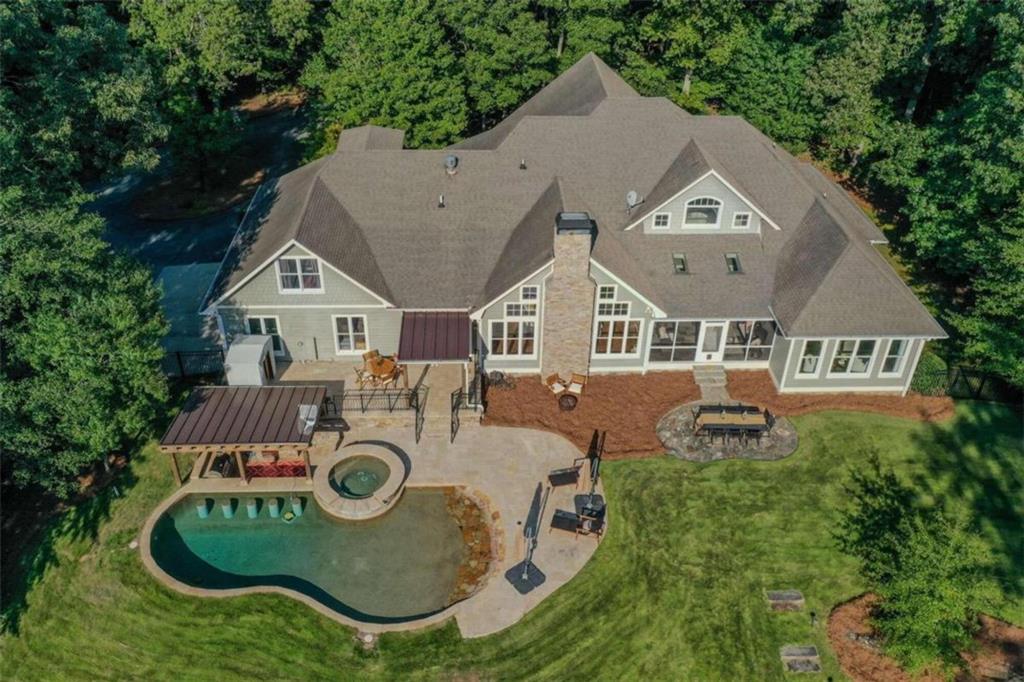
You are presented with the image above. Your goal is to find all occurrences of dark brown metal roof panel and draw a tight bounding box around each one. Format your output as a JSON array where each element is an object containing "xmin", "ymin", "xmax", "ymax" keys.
[
  {"xmin": 398, "ymin": 312, "xmax": 470, "ymax": 362},
  {"xmin": 160, "ymin": 386, "xmax": 327, "ymax": 447}
]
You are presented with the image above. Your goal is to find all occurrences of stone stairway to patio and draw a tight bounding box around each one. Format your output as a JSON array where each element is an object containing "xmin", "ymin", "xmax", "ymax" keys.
[{"xmin": 692, "ymin": 364, "xmax": 731, "ymax": 403}]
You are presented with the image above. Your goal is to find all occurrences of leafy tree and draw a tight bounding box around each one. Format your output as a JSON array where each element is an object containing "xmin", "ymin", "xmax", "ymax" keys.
[
  {"xmin": 625, "ymin": 0, "xmax": 751, "ymax": 110},
  {"xmin": 301, "ymin": 0, "xmax": 468, "ymax": 150},
  {"xmin": 0, "ymin": 0, "xmax": 165, "ymax": 203},
  {"xmin": 0, "ymin": 197, "xmax": 168, "ymax": 497},
  {"xmin": 875, "ymin": 514, "xmax": 996, "ymax": 673},
  {"xmin": 537, "ymin": 0, "xmax": 631, "ymax": 70},
  {"xmin": 438, "ymin": 0, "xmax": 555, "ymax": 132}
]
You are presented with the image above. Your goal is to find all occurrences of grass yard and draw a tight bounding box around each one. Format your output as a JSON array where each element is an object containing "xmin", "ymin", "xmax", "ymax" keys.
[{"xmin": 2, "ymin": 403, "xmax": 1020, "ymax": 681}]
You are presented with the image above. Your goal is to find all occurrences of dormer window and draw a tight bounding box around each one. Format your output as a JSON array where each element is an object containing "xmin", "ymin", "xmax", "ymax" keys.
[
  {"xmin": 672, "ymin": 253, "xmax": 688, "ymax": 274},
  {"xmin": 652, "ymin": 212, "xmax": 671, "ymax": 230},
  {"xmin": 732, "ymin": 212, "xmax": 751, "ymax": 228},
  {"xmin": 684, "ymin": 197, "xmax": 722, "ymax": 227},
  {"xmin": 725, "ymin": 253, "xmax": 742, "ymax": 273},
  {"xmin": 278, "ymin": 257, "xmax": 322, "ymax": 293}
]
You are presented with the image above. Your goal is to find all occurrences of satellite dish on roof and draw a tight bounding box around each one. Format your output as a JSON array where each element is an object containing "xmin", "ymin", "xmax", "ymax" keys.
[
  {"xmin": 625, "ymin": 190, "xmax": 643, "ymax": 213},
  {"xmin": 444, "ymin": 154, "xmax": 459, "ymax": 175}
]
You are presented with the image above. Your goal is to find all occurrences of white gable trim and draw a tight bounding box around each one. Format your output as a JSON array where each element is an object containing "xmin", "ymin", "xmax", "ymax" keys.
[
  {"xmin": 202, "ymin": 238, "xmax": 303, "ymax": 313},
  {"xmin": 199, "ymin": 184, "xmax": 265, "ymax": 315},
  {"xmin": 590, "ymin": 259, "xmax": 667, "ymax": 318},
  {"xmin": 624, "ymin": 169, "xmax": 781, "ymax": 231},
  {"xmin": 470, "ymin": 261, "xmax": 554, "ymax": 321},
  {"xmin": 295, "ymin": 241, "xmax": 396, "ymax": 307}
]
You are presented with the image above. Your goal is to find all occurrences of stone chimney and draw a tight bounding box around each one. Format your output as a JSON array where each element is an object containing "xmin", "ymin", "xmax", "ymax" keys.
[{"xmin": 541, "ymin": 213, "xmax": 596, "ymax": 379}]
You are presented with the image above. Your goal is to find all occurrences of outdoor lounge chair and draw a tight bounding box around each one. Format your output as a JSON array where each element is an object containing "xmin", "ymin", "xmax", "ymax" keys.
[
  {"xmin": 549, "ymin": 508, "xmax": 604, "ymax": 539},
  {"xmin": 545, "ymin": 374, "xmax": 567, "ymax": 395},
  {"xmin": 547, "ymin": 457, "xmax": 587, "ymax": 488},
  {"xmin": 567, "ymin": 373, "xmax": 588, "ymax": 395}
]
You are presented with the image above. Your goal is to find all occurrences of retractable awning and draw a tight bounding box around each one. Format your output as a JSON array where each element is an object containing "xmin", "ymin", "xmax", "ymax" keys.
[{"xmin": 398, "ymin": 312, "xmax": 471, "ymax": 362}]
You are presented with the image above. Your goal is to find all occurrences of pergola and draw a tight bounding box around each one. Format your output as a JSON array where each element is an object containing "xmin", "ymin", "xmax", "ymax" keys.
[{"xmin": 159, "ymin": 385, "xmax": 327, "ymax": 486}]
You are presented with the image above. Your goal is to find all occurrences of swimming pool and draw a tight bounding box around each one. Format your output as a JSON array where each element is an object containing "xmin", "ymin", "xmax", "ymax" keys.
[{"xmin": 149, "ymin": 489, "xmax": 466, "ymax": 623}]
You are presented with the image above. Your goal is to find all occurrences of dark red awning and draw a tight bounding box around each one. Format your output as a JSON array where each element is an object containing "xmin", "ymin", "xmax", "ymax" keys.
[{"xmin": 398, "ymin": 312, "xmax": 471, "ymax": 362}]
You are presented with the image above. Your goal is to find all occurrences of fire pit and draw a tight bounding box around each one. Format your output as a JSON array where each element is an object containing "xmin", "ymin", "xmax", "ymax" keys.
[{"xmin": 558, "ymin": 394, "xmax": 579, "ymax": 411}]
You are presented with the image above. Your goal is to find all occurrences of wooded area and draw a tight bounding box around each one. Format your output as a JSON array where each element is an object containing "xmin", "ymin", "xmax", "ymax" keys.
[{"xmin": 1, "ymin": 0, "xmax": 1021, "ymax": 495}]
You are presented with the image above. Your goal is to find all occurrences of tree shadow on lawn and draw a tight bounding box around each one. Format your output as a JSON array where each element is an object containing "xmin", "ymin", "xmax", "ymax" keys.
[
  {"xmin": 907, "ymin": 402, "xmax": 1024, "ymax": 600},
  {"xmin": 0, "ymin": 383, "xmax": 196, "ymax": 635}
]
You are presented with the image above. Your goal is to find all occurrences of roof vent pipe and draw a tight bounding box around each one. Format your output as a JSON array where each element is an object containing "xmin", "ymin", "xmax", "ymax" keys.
[
  {"xmin": 444, "ymin": 154, "xmax": 459, "ymax": 176},
  {"xmin": 519, "ymin": 159, "xmax": 527, "ymax": 170},
  {"xmin": 438, "ymin": 194, "xmax": 445, "ymax": 208}
]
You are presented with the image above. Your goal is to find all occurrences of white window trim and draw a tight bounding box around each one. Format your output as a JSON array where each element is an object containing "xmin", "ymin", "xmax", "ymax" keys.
[
  {"xmin": 591, "ymin": 287, "xmax": 643, "ymax": 358},
  {"xmin": 826, "ymin": 339, "xmax": 879, "ymax": 378},
  {"xmin": 651, "ymin": 212, "xmax": 671, "ymax": 230},
  {"xmin": 331, "ymin": 314, "xmax": 369, "ymax": 355},
  {"xmin": 598, "ymin": 284, "xmax": 617, "ymax": 300},
  {"xmin": 520, "ymin": 285, "xmax": 539, "ymax": 301},
  {"xmin": 878, "ymin": 338, "xmax": 911, "ymax": 377},
  {"xmin": 245, "ymin": 315, "xmax": 284, "ymax": 357},
  {"xmin": 796, "ymin": 338, "xmax": 826, "ymax": 377},
  {"xmin": 732, "ymin": 212, "xmax": 752, "ymax": 229},
  {"xmin": 682, "ymin": 196, "xmax": 723, "ymax": 229},
  {"xmin": 487, "ymin": 319, "xmax": 538, "ymax": 359},
  {"xmin": 276, "ymin": 256, "xmax": 324, "ymax": 295}
]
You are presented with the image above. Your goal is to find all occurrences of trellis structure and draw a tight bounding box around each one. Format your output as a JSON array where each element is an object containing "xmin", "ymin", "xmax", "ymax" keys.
[{"xmin": 159, "ymin": 385, "xmax": 327, "ymax": 486}]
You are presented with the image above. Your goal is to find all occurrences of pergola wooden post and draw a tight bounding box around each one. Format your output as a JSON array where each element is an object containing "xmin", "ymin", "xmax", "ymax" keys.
[
  {"xmin": 302, "ymin": 449, "xmax": 312, "ymax": 482},
  {"xmin": 170, "ymin": 451, "xmax": 183, "ymax": 486},
  {"xmin": 234, "ymin": 450, "xmax": 248, "ymax": 484}
]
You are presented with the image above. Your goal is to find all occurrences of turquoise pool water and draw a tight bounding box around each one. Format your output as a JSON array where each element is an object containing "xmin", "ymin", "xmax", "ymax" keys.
[
  {"xmin": 150, "ymin": 489, "xmax": 465, "ymax": 623},
  {"xmin": 330, "ymin": 456, "xmax": 390, "ymax": 499}
]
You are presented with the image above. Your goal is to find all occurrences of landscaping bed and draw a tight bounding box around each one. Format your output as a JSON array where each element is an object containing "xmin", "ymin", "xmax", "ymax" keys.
[
  {"xmin": 726, "ymin": 370, "xmax": 955, "ymax": 422},
  {"xmin": 828, "ymin": 593, "xmax": 1024, "ymax": 682},
  {"xmin": 482, "ymin": 372, "xmax": 700, "ymax": 458}
]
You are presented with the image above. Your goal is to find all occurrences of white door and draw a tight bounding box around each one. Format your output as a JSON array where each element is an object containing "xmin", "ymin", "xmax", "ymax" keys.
[{"xmin": 696, "ymin": 321, "xmax": 726, "ymax": 363}]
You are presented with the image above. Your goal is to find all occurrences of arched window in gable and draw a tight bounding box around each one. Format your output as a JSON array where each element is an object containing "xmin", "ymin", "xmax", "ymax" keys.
[{"xmin": 683, "ymin": 197, "xmax": 722, "ymax": 227}]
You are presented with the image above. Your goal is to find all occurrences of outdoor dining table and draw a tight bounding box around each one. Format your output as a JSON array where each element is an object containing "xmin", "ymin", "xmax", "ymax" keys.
[
  {"xmin": 694, "ymin": 411, "xmax": 767, "ymax": 429},
  {"xmin": 364, "ymin": 355, "xmax": 408, "ymax": 388}
]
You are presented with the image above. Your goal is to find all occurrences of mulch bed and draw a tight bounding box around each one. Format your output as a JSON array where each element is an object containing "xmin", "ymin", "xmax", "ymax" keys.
[
  {"xmin": 828, "ymin": 593, "xmax": 1024, "ymax": 682},
  {"xmin": 482, "ymin": 372, "xmax": 700, "ymax": 459},
  {"xmin": 726, "ymin": 371, "xmax": 955, "ymax": 422}
]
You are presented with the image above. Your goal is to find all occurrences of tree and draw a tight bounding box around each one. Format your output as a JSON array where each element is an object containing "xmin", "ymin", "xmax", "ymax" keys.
[
  {"xmin": 0, "ymin": 0, "xmax": 165, "ymax": 204},
  {"xmin": 0, "ymin": 197, "xmax": 168, "ymax": 498},
  {"xmin": 875, "ymin": 514, "xmax": 996, "ymax": 673},
  {"xmin": 625, "ymin": 0, "xmax": 752, "ymax": 110},
  {"xmin": 537, "ymin": 0, "xmax": 631, "ymax": 70},
  {"xmin": 438, "ymin": 0, "xmax": 555, "ymax": 133},
  {"xmin": 301, "ymin": 0, "xmax": 468, "ymax": 151}
]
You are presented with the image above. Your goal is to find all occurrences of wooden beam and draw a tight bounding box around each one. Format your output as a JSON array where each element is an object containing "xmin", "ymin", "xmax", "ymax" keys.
[
  {"xmin": 170, "ymin": 452, "xmax": 183, "ymax": 486},
  {"xmin": 234, "ymin": 450, "xmax": 248, "ymax": 485},
  {"xmin": 302, "ymin": 449, "xmax": 312, "ymax": 482}
]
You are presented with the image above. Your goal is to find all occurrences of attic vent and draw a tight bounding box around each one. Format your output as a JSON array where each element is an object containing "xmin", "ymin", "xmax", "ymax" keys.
[
  {"xmin": 444, "ymin": 154, "xmax": 459, "ymax": 175},
  {"xmin": 555, "ymin": 212, "xmax": 595, "ymax": 235}
]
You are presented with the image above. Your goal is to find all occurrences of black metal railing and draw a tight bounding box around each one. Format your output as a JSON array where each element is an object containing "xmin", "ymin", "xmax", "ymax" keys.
[
  {"xmin": 913, "ymin": 367, "xmax": 1022, "ymax": 404},
  {"xmin": 161, "ymin": 349, "xmax": 225, "ymax": 379},
  {"xmin": 321, "ymin": 386, "xmax": 428, "ymax": 442}
]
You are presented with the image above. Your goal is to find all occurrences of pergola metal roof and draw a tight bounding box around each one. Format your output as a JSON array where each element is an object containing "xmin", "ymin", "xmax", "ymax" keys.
[{"xmin": 398, "ymin": 311, "xmax": 471, "ymax": 362}]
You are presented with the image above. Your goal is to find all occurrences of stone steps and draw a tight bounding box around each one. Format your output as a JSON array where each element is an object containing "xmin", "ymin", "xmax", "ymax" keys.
[{"xmin": 692, "ymin": 364, "xmax": 727, "ymax": 387}]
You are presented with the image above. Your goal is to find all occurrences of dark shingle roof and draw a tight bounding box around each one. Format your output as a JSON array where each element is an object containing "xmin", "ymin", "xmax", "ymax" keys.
[{"xmin": 202, "ymin": 53, "xmax": 943, "ymax": 338}]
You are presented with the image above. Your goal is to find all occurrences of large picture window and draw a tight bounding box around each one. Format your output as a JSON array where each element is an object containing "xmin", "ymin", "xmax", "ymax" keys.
[
  {"xmin": 278, "ymin": 257, "xmax": 322, "ymax": 293},
  {"xmin": 829, "ymin": 339, "xmax": 876, "ymax": 375},
  {"xmin": 490, "ymin": 286, "xmax": 538, "ymax": 357},
  {"xmin": 648, "ymin": 321, "xmax": 700, "ymax": 362},
  {"xmin": 722, "ymin": 320, "xmax": 776, "ymax": 361},
  {"xmin": 683, "ymin": 197, "xmax": 722, "ymax": 227},
  {"xmin": 593, "ymin": 286, "xmax": 642, "ymax": 356},
  {"xmin": 333, "ymin": 315, "xmax": 367, "ymax": 353}
]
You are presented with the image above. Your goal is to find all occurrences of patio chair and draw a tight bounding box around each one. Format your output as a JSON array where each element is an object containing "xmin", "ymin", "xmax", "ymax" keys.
[
  {"xmin": 567, "ymin": 373, "xmax": 588, "ymax": 395},
  {"xmin": 545, "ymin": 374, "xmax": 567, "ymax": 395},
  {"xmin": 353, "ymin": 367, "xmax": 370, "ymax": 389},
  {"xmin": 549, "ymin": 509, "xmax": 604, "ymax": 539},
  {"xmin": 362, "ymin": 349, "xmax": 380, "ymax": 362},
  {"xmin": 547, "ymin": 457, "xmax": 586, "ymax": 488}
]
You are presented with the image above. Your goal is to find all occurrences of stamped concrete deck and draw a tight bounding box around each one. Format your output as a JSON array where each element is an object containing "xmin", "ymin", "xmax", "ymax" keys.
[{"xmin": 150, "ymin": 421, "xmax": 601, "ymax": 638}]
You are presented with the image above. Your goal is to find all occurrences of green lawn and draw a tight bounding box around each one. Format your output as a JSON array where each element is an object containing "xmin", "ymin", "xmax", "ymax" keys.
[{"xmin": 2, "ymin": 403, "xmax": 1021, "ymax": 681}]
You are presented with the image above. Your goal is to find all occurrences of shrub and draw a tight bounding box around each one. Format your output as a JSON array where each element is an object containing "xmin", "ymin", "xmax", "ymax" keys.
[{"xmin": 910, "ymin": 350, "xmax": 949, "ymax": 396}]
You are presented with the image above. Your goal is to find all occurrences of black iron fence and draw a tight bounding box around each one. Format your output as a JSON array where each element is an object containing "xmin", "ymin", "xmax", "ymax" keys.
[
  {"xmin": 913, "ymin": 366, "xmax": 1022, "ymax": 404},
  {"xmin": 161, "ymin": 349, "xmax": 225, "ymax": 379},
  {"xmin": 321, "ymin": 386, "xmax": 428, "ymax": 442}
]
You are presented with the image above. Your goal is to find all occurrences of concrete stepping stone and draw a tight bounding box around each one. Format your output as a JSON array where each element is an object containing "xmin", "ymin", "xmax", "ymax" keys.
[
  {"xmin": 780, "ymin": 645, "xmax": 821, "ymax": 673},
  {"xmin": 767, "ymin": 589, "xmax": 805, "ymax": 611}
]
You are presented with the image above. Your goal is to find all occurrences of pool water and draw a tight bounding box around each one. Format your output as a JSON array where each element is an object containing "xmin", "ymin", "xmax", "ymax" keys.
[
  {"xmin": 150, "ymin": 489, "xmax": 465, "ymax": 623},
  {"xmin": 330, "ymin": 456, "xmax": 390, "ymax": 499}
]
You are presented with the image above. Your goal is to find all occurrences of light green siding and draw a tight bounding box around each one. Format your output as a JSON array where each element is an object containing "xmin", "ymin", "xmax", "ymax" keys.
[
  {"xmin": 639, "ymin": 174, "xmax": 761, "ymax": 234},
  {"xmin": 478, "ymin": 266, "xmax": 550, "ymax": 372},
  {"xmin": 588, "ymin": 267, "xmax": 652, "ymax": 372},
  {"xmin": 779, "ymin": 337, "xmax": 921, "ymax": 392}
]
